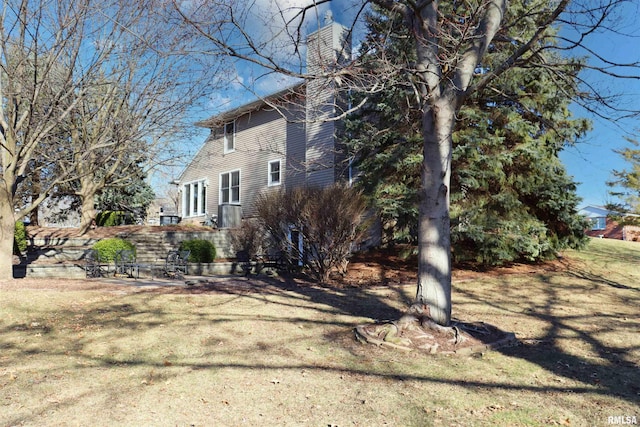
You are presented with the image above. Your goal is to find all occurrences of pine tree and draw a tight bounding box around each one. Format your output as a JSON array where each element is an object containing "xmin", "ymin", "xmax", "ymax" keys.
[
  {"xmin": 608, "ymin": 138, "xmax": 640, "ymax": 215},
  {"xmin": 345, "ymin": 6, "xmax": 590, "ymax": 266}
]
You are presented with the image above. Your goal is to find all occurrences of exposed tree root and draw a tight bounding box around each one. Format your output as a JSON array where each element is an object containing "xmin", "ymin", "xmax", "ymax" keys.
[{"xmin": 355, "ymin": 303, "xmax": 516, "ymax": 355}]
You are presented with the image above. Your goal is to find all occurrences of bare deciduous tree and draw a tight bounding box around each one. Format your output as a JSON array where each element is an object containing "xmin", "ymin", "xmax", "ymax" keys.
[
  {"xmin": 62, "ymin": 23, "xmax": 215, "ymax": 233},
  {"xmin": 1, "ymin": 0, "xmax": 96, "ymax": 278},
  {"xmin": 0, "ymin": 0, "xmax": 219, "ymax": 279}
]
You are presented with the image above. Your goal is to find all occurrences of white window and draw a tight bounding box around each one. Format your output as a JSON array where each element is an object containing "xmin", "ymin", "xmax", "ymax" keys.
[
  {"xmin": 182, "ymin": 179, "xmax": 207, "ymax": 217},
  {"xmin": 591, "ymin": 217, "xmax": 606, "ymax": 230},
  {"xmin": 224, "ymin": 121, "xmax": 235, "ymax": 153},
  {"xmin": 220, "ymin": 170, "xmax": 240, "ymax": 204},
  {"xmin": 268, "ymin": 159, "xmax": 282, "ymax": 186}
]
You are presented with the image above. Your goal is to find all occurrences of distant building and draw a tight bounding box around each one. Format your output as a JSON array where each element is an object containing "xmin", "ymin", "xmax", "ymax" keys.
[
  {"xmin": 147, "ymin": 196, "xmax": 179, "ymax": 226},
  {"xmin": 579, "ymin": 205, "xmax": 640, "ymax": 241}
]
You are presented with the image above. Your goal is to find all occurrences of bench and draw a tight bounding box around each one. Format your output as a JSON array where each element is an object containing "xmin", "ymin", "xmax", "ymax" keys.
[
  {"xmin": 115, "ymin": 249, "xmax": 140, "ymax": 278},
  {"xmin": 84, "ymin": 249, "xmax": 108, "ymax": 278},
  {"xmin": 163, "ymin": 250, "xmax": 190, "ymax": 279},
  {"xmin": 256, "ymin": 251, "xmax": 289, "ymax": 272},
  {"xmin": 233, "ymin": 250, "xmax": 292, "ymax": 276}
]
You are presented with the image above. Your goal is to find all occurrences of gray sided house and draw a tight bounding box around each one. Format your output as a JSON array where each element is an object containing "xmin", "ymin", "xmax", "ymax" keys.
[{"xmin": 176, "ymin": 18, "xmax": 352, "ymax": 228}]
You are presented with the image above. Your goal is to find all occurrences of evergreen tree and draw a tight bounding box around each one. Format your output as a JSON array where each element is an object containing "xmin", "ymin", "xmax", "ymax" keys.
[
  {"xmin": 45, "ymin": 158, "xmax": 155, "ymax": 226},
  {"xmin": 345, "ymin": 6, "xmax": 590, "ymax": 266},
  {"xmin": 608, "ymin": 137, "xmax": 640, "ymax": 215},
  {"xmin": 95, "ymin": 170, "xmax": 155, "ymax": 224}
]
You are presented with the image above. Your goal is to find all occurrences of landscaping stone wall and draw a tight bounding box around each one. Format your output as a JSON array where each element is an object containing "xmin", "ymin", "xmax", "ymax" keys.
[
  {"xmin": 18, "ymin": 227, "xmax": 237, "ymax": 279},
  {"xmin": 151, "ymin": 229, "xmax": 235, "ymax": 259}
]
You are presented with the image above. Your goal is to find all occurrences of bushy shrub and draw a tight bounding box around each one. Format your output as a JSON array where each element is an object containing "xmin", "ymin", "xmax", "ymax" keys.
[
  {"xmin": 13, "ymin": 221, "xmax": 27, "ymax": 255},
  {"xmin": 255, "ymin": 184, "xmax": 367, "ymax": 283},
  {"xmin": 93, "ymin": 238, "xmax": 136, "ymax": 262},
  {"xmin": 179, "ymin": 239, "xmax": 216, "ymax": 263},
  {"xmin": 96, "ymin": 211, "xmax": 133, "ymax": 227}
]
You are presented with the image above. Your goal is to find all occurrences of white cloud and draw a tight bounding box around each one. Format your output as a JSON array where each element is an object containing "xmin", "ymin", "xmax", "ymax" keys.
[
  {"xmin": 207, "ymin": 93, "xmax": 234, "ymax": 112},
  {"xmin": 254, "ymin": 72, "xmax": 303, "ymax": 94},
  {"xmin": 231, "ymin": 72, "xmax": 245, "ymax": 90},
  {"xmin": 239, "ymin": 0, "xmax": 333, "ymax": 64},
  {"xmin": 251, "ymin": 0, "xmax": 325, "ymax": 26}
]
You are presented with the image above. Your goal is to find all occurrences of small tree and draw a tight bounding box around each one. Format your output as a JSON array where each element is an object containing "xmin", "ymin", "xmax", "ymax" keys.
[
  {"xmin": 92, "ymin": 238, "xmax": 135, "ymax": 263},
  {"xmin": 255, "ymin": 184, "xmax": 367, "ymax": 283},
  {"xmin": 96, "ymin": 175, "xmax": 155, "ymax": 225},
  {"xmin": 13, "ymin": 222, "xmax": 27, "ymax": 256}
]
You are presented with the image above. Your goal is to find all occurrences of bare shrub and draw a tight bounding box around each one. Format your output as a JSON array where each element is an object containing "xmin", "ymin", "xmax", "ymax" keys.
[
  {"xmin": 228, "ymin": 219, "xmax": 265, "ymax": 260},
  {"xmin": 255, "ymin": 184, "xmax": 368, "ymax": 283}
]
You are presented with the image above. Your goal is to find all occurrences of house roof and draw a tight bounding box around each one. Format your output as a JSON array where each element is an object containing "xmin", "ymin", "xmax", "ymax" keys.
[
  {"xmin": 579, "ymin": 205, "xmax": 613, "ymax": 218},
  {"xmin": 195, "ymin": 82, "xmax": 305, "ymax": 129},
  {"xmin": 579, "ymin": 205, "xmax": 640, "ymax": 218}
]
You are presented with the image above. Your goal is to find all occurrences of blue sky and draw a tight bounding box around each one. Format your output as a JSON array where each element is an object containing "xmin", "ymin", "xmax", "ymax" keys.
[
  {"xmin": 559, "ymin": 112, "xmax": 635, "ymax": 208},
  {"xmin": 558, "ymin": 1, "xmax": 640, "ymax": 208}
]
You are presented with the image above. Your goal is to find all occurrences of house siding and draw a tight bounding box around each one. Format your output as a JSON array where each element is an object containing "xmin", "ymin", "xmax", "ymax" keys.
[
  {"xmin": 585, "ymin": 218, "xmax": 623, "ymax": 239},
  {"xmin": 178, "ymin": 137, "xmax": 216, "ymax": 222},
  {"xmin": 179, "ymin": 106, "xmax": 306, "ymax": 222},
  {"xmin": 284, "ymin": 108, "xmax": 307, "ymax": 190},
  {"xmin": 305, "ymin": 113, "xmax": 337, "ymax": 187},
  {"xmin": 178, "ymin": 20, "xmax": 352, "ymax": 225}
]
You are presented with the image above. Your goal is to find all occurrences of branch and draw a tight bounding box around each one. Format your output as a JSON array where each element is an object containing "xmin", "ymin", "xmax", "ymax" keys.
[
  {"xmin": 453, "ymin": 0, "xmax": 508, "ymax": 101},
  {"xmin": 470, "ymin": 0, "xmax": 570, "ymax": 97}
]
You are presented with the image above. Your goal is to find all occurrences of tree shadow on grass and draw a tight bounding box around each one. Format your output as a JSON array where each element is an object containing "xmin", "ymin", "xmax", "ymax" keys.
[
  {"xmin": 140, "ymin": 268, "xmax": 639, "ymax": 406},
  {"xmin": 455, "ymin": 271, "xmax": 640, "ymax": 406},
  {"xmin": 171, "ymin": 272, "xmax": 619, "ymax": 385},
  {"xmin": 2, "ymin": 262, "xmax": 639, "ymax": 427},
  {"xmin": 173, "ymin": 273, "xmax": 411, "ymax": 322}
]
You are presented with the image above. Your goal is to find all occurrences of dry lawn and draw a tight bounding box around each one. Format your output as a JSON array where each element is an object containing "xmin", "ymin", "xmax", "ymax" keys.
[{"xmin": 1, "ymin": 238, "xmax": 638, "ymax": 426}]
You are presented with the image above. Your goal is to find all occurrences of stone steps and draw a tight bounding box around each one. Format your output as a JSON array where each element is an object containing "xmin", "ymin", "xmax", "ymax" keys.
[{"xmin": 27, "ymin": 232, "xmax": 204, "ymax": 264}]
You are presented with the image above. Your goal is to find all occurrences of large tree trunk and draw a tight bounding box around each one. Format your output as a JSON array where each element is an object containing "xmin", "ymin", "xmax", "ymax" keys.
[
  {"xmin": 78, "ymin": 180, "xmax": 99, "ymax": 235},
  {"xmin": 415, "ymin": 97, "xmax": 455, "ymax": 326},
  {"xmin": 0, "ymin": 184, "xmax": 16, "ymax": 280}
]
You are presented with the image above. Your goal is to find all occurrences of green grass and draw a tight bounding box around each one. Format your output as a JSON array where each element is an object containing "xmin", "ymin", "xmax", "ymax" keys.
[{"xmin": 0, "ymin": 237, "xmax": 638, "ymax": 426}]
